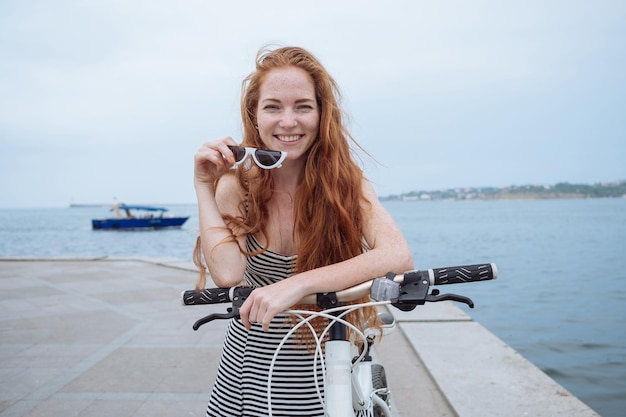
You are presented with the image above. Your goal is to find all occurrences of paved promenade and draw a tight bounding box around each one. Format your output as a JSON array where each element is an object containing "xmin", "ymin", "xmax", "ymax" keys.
[{"xmin": 0, "ymin": 258, "xmax": 599, "ymax": 417}]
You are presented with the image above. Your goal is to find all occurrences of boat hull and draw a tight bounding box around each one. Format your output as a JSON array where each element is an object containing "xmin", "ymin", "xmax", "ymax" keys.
[{"xmin": 92, "ymin": 217, "xmax": 189, "ymax": 230}]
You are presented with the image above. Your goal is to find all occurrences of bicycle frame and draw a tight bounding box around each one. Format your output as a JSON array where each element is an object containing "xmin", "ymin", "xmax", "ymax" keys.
[
  {"xmin": 272, "ymin": 301, "xmax": 393, "ymax": 417},
  {"xmin": 326, "ymin": 339, "xmax": 356, "ymax": 417}
]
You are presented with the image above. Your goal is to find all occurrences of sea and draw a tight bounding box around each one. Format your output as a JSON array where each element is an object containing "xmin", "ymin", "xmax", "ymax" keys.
[{"xmin": 1, "ymin": 198, "xmax": 624, "ymax": 417}]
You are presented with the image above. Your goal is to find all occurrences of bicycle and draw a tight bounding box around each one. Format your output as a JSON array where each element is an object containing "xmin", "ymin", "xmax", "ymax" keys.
[{"xmin": 182, "ymin": 263, "xmax": 498, "ymax": 417}]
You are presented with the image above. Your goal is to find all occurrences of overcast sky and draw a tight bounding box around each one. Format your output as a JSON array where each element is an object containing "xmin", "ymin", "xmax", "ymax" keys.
[{"xmin": 1, "ymin": 0, "xmax": 625, "ymax": 208}]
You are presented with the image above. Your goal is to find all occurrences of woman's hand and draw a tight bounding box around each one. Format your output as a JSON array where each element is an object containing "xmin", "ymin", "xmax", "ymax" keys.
[
  {"xmin": 239, "ymin": 277, "xmax": 308, "ymax": 332},
  {"xmin": 194, "ymin": 137, "xmax": 239, "ymax": 187}
]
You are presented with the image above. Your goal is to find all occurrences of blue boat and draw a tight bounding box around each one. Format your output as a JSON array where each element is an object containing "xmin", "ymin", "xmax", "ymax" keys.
[{"xmin": 92, "ymin": 204, "xmax": 189, "ymax": 230}]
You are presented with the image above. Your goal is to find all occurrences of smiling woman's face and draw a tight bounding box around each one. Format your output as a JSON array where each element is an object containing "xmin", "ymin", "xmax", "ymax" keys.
[{"xmin": 256, "ymin": 66, "xmax": 320, "ymax": 165}]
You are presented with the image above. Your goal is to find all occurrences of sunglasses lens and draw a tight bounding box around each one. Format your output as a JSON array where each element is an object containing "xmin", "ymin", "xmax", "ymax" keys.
[
  {"xmin": 255, "ymin": 150, "xmax": 283, "ymax": 167},
  {"xmin": 228, "ymin": 146, "xmax": 246, "ymax": 162}
]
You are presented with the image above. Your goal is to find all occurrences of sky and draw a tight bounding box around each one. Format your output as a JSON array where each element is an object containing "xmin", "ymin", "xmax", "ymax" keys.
[{"xmin": 1, "ymin": 0, "xmax": 625, "ymax": 208}]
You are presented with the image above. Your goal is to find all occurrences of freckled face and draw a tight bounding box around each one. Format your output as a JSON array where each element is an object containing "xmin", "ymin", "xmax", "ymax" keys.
[{"xmin": 256, "ymin": 66, "xmax": 320, "ymax": 163}]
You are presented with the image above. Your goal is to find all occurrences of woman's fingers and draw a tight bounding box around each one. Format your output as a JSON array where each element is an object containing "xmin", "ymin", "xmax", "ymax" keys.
[
  {"xmin": 239, "ymin": 289, "xmax": 276, "ymax": 332},
  {"xmin": 193, "ymin": 138, "xmax": 238, "ymax": 183}
]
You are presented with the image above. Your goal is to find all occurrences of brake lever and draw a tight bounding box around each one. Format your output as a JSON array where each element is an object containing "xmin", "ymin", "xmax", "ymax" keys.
[
  {"xmin": 193, "ymin": 307, "xmax": 241, "ymax": 330},
  {"xmin": 425, "ymin": 291, "xmax": 475, "ymax": 308},
  {"xmin": 192, "ymin": 287, "xmax": 254, "ymax": 331}
]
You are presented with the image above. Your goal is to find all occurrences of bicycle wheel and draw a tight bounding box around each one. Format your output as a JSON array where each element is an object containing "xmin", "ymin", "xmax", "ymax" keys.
[{"xmin": 371, "ymin": 364, "xmax": 391, "ymax": 417}]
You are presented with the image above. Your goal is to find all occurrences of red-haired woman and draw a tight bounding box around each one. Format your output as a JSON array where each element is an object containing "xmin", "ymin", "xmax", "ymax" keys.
[{"xmin": 193, "ymin": 46, "xmax": 414, "ymax": 417}]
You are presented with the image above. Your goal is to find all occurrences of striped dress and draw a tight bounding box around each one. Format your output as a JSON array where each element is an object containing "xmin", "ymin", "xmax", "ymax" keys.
[{"xmin": 206, "ymin": 234, "xmax": 326, "ymax": 417}]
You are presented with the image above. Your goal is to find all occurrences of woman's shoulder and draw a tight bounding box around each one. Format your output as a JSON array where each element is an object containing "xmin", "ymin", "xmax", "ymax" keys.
[
  {"xmin": 216, "ymin": 171, "xmax": 241, "ymax": 188},
  {"xmin": 215, "ymin": 172, "xmax": 246, "ymax": 212},
  {"xmin": 360, "ymin": 176, "xmax": 376, "ymax": 197}
]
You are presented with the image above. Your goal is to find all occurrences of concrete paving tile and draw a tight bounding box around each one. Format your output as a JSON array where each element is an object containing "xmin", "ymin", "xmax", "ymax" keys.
[
  {"xmin": 93, "ymin": 287, "xmax": 177, "ymax": 306},
  {"xmin": 0, "ymin": 367, "xmax": 66, "ymax": 398},
  {"xmin": 48, "ymin": 277, "xmax": 157, "ymax": 297},
  {"xmin": 0, "ymin": 399, "xmax": 17, "ymax": 414},
  {"xmin": 0, "ymin": 285, "xmax": 62, "ymax": 300},
  {"xmin": 2, "ymin": 284, "xmax": 132, "ymax": 320},
  {"xmin": 5, "ymin": 344, "xmax": 99, "ymax": 369},
  {"xmin": 0, "ymin": 310, "xmax": 138, "ymax": 344},
  {"xmin": 133, "ymin": 399, "xmax": 208, "ymax": 417},
  {"xmin": 0, "ymin": 368, "xmax": 27, "ymax": 399},
  {"xmin": 0, "ymin": 344, "xmax": 29, "ymax": 365},
  {"xmin": 105, "ymin": 296, "xmax": 192, "ymax": 320},
  {"xmin": 0, "ymin": 262, "xmax": 32, "ymax": 280},
  {"xmin": 21, "ymin": 398, "xmax": 93, "ymax": 417},
  {"xmin": 61, "ymin": 348, "xmax": 216, "ymax": 394},
  {"xmin": 125, "ymin": 323, "xmax": 217, "ymax": 348},
  {"xmin": 152, "ymin": 271, "xmax": 199, "ymax": 286},
  {"xmin": 78, "ymin": 399, "xmax": 143, "ymax": 417}
]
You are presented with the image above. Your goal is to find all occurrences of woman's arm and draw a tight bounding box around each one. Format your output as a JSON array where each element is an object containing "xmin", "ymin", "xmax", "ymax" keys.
[
  {"xmin": 194, "ymin": 139, "xmax": 247, "ymax": 287},
  {"xmin": 239, "ymin": 178, "xmax": 414, "ymax": 330}
]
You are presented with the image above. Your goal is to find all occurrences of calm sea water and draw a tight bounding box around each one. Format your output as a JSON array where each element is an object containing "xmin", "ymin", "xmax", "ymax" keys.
[{"xmin": 1, "ymin": 199, "xmax": 625, "ymax": 416}]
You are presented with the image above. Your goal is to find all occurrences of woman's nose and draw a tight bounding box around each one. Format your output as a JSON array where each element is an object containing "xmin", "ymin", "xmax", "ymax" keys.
[{"xmin": 279, "ymin": 110, "xmax": 298, "ymax": 127}]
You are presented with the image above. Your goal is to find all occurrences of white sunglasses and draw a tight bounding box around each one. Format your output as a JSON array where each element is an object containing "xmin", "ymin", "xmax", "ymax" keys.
[{"xmin": 227, "ymin": 145, "xmax": 287, "ymax": 169}]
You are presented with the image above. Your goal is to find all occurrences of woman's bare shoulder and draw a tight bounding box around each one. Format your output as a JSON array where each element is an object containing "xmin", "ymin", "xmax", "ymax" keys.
[
  {"xmin": 360, "ymin": 177, "xmax": 379, "ymax": 204},
  {"xmin": 215, "ymin": 172, "xmax": 245, "ymax": 215}
]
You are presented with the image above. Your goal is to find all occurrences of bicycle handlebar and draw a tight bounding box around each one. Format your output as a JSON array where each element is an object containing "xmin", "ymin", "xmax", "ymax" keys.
[
  {"xmin": 182, "ymin": 263, "xmax": 497, "ymax": 329},
  {"xmin": 181, "ymin": 287, "xmax": 235, "ymax": 305},
  {"xmin": 428, "ymin": 263, "xmax": 498, "ymax": 285},
  {"xmin": 182, "ymin": 263, "xmax": 497, "ymax": 306}
]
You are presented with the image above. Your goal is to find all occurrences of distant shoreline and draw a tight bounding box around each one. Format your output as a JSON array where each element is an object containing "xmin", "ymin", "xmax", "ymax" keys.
[
  {"xmin": 381, "ymin": 180, "xmax": 626, "ymax": 201},
  {"xmin": 69, "ymin": 204, "xmax": 109, "ymax": 208}
]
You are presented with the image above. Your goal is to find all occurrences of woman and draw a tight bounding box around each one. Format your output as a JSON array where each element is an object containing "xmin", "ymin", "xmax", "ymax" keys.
[{"xmin": 193, "ymin": 46, "xmax": 413, "ymax": 417}]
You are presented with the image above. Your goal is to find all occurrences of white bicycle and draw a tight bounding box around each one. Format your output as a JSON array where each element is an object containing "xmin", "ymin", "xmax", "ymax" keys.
[{"xmin": 182, "ymin": 263, "xmax": 498, "ymax": 417}]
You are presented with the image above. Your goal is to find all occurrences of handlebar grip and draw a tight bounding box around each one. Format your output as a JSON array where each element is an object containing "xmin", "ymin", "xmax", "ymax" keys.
[
  {"xmin": 181, "ymin": 288, "xmax": 232, "ymax": 305},
  {"xmin": 428, "ymin": 263, "xmax": 498, "ymax": 285}
]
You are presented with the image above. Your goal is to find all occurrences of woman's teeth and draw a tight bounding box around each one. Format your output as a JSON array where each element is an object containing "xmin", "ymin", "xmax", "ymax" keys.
[{"xmin": 277, "ymin": 135, "xmax": 300, "ymax": 142}]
